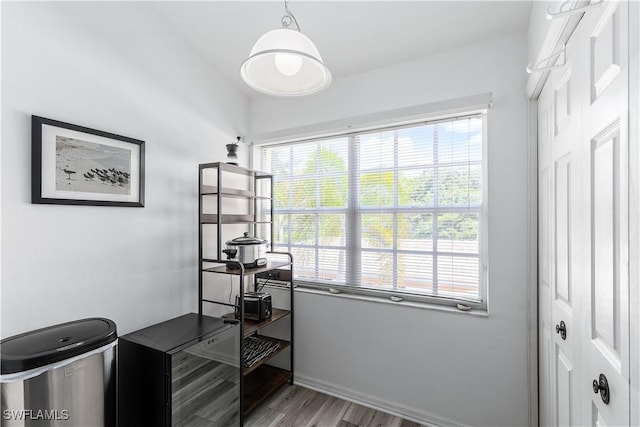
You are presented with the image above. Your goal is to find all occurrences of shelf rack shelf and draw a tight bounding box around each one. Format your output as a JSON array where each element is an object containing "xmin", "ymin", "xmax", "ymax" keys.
[
  {"xmin": 244, "ymin": 365, "xmax": 292, "ymax": 414},
  {"xmin": 200, "ymin": 214, "xmax": 272, "ymax": 225},
  {"xmin": 200, "ymin": 185, "xmax": 273, "ymax": 200},
  {"xmin": 198, "ymin": 162, "xmax": 293, "ymax": 424},
  {"xmin": 243, "ymin": 338, "xmax": 291, "ymax": 376},
  {"xmin": 223, "ymin": 308, "xmax": 291, "ymax": 337},
  {"xmin": 203, "ymin": 260, "xmax": 291, "ymax": 275}
]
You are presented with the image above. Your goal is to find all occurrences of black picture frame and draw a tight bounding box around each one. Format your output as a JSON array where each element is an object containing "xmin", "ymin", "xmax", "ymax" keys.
[{"xmin": 32, "ymin": 115, "xmax": 145, "ymax": 207}]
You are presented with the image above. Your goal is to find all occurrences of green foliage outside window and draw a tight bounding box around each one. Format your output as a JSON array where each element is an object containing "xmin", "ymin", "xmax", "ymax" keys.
[{"xmin": 272, "ymin": 146, "xmax": 480, "ymax": 247}]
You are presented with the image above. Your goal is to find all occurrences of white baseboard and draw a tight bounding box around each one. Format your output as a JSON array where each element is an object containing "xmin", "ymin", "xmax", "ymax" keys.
[{"xmin": 293, "ymin": 373, "xmax": 469, "ymax": 427}]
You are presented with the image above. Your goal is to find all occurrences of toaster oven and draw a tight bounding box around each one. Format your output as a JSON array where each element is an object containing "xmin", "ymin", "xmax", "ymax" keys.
[{"xmin": 235, "ymin": 292, "xmax": 272, "ymax": 322}]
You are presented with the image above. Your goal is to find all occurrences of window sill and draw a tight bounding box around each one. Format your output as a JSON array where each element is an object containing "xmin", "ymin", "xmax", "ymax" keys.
[{"xmin": 292, "ymin": 286, "xmax": 489, "ymax": 317}]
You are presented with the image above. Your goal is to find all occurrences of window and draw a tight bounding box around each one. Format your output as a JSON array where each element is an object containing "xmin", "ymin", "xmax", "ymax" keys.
[{"xmin": 259, "ymin": 113, "xmax": 486, "ymax": 306}]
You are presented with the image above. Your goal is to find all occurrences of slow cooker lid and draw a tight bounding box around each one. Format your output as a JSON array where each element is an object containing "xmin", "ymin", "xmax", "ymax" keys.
[{"xmin": 226, "ymin": 232, "xmax": 267, "ymax": 246}]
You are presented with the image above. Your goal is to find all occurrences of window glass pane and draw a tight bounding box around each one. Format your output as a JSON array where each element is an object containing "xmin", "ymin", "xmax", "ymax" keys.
[
  {"xmin": 289, "ymin": 214, "xmax": 315, "ymax": 245},
  {"xmin": 437, "ymin": 120, "xmax": 480, "ymax": 165},
  {"xmin": 359, "ymin": 132, "xmax": 395, "ymax": 170},
  {"xmin": 318, "ymin": 249, "xmax": 347, "ymax": 283},
  {"xmin": 319, "ymin": 214, "xmax": 345, "ymax": 247},
  {"xmin": 361, "ymin": 214, "xmax": 393, "ymax": 249},
  {"xmin": 286, "ymin": 140, "xmax": 349, "ymax": 209},
  {"xmin": 437, "ymin": 165, "xmax": 478, "ymax": 207},
  {"xmin": 468, "ymin": 118, "xmax": 483, "ymax": 162},
  {"xmin": 301, "ymin": 141, "xmax": 348, "ymax": 177},
  {"xmin": 274, "ymin": 214, "xmax": 289, "ymax": 244},
  {"xmin": 292, "ymin": 144, "xmax": 317, "ymax": 176},
  {"xmin": 398, "ymin": 169, "xmax": 434, "ymax": 207},
  {"xmin": 319, "ymin": 176, "xmax": 347, "ymax": 208},
  {"xmin": 469, "ymin": 164, "xmax": 482, "ymax": 205},
  {"xmin": 256, "ymin": 198, "xmax": 272, "ymax": 224},
  {"xmin": 397, "ymin": 254, "xmax": 434, "ymax": 291},
  {"xmin": 397, "ymin": 125, "xmax": 434, "ymax": 167},
  {"xmin": 320, "ymin": 139, "xmax": 349, "ymax": 171},
  {"xmin": 360, "ymin": 171, "xmax": 394, "ymax": 207},
  {"xmin": 266, "ymin": 146, "xmax": 291, "ymax": 176},
  {"xmin": 291, "ymin": 247, "xmax": 315, "ymax": 279},
  {"xmin": 397, "ymin": 213, "xmax": 433, "ymax": 251},
  {"xmin": 291, "ymin": 177, "xmax": 317, "ymax": 208},
  {"xmin": 273, "ymin": 180, "xmax": 290, "ymax": 209},
  {"xmin": 436, "ymin": 255, "xmax": 479, "ymax": 298},
  {"xmin": 361, "ymin": 252, "xmax": 393, "ymax": 288},
  {"xmin": 437, "ymin": 213, "xmax": 479, "ymax": 254}
]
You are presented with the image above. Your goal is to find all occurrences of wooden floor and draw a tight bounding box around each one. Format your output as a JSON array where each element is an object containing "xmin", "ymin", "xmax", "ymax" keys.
[{"xmin": 245, "ymin": 385, "xmax": 425, "ymax": 427}]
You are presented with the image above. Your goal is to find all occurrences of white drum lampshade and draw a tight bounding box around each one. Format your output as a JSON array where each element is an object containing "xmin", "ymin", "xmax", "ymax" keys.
[{"xmin": 240, "ymin": 9, "xmax": 331, "ymax": 96}]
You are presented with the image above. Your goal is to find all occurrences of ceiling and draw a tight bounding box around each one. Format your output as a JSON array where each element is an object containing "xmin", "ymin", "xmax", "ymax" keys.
[{"xmin": 152, "ymin": 1, "xmax": 533, "ymax": 98}]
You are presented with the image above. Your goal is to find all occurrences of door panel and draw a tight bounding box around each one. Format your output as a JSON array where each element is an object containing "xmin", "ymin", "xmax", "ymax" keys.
[
  {"xmin": 541, "ymin": 167, "xmax": 550, "ymax": 289},
  {"xmin": 591, "ymin": 7, "xmax": 621, "ymax": 101},
  {"xmin": 555, "ymin": 71, "xmax": 572, "ymax": 136},
  {"xmin": 556, "ymin": 348, "xmax": 574, "ymax": 426},
  {"xmin": 555, "ymin": 155, "xmax": 572, "ymax": 305},
  {"xmin": 591, "ymin": 128, "xmax": 619, "ymax": 360}
]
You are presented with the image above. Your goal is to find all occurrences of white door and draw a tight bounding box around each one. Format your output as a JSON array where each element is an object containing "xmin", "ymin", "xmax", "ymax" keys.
[
  {"xmin": 551, "ymin": 29, "xmax": 582, "ymax": 427},
  {"xmin": 576, "ymin": 1, "xmax": 630, "ymax": 425},
  {"xmin": 537, "ymin": 1, "xmax": 630, "ymax": 426},
  {"xmin": 538, "ymin": 21, "xmax": 584, "ymax": 426}
]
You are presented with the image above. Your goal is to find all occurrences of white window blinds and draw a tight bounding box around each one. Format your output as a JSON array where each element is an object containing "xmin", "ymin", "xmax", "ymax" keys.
[{"xmin": 259, "ymin": 114, "xmax": 486, "ymax": 304}]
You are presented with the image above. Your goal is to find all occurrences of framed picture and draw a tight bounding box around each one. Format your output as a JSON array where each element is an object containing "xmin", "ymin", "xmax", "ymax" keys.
[{"xmin": 32, "ymin": 115, "xmax": 145, "ymax": 207}]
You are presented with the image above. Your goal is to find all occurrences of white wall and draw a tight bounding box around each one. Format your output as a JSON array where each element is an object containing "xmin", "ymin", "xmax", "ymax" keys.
[
  {"xmin": 251, "ymin": 33, "xmax": 530, "ymax": 426},
  {"xmin": 1, "ymin": 2, "xmax": 249, "ymax": 337}
]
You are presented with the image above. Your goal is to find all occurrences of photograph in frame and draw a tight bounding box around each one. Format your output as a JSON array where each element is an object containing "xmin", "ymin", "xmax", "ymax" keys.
[{"xmin": 32, "ymin": 115, "xmax": 145, "ymax": 207}]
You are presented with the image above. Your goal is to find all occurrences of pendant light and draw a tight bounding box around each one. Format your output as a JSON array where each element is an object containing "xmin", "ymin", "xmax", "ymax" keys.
[{"xmin": 240, "ymin": 0, "xmax": 332, "ymax": 97}]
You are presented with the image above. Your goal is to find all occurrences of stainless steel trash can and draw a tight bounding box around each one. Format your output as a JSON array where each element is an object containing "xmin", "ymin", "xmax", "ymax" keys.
[{"xmin": 1, "ymin": 318, "xmax": 117, "ymax": 427}]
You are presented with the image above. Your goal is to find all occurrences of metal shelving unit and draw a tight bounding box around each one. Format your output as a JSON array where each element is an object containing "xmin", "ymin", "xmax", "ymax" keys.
[{"xmin": 198, "ymin": 162, "xmax": 294, "ymax": 424}]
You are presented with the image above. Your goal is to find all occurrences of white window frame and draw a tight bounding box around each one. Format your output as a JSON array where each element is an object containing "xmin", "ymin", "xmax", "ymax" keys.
[{"xmin": 250, "ymin": 99, "xmax": 490, "ymax": 311}]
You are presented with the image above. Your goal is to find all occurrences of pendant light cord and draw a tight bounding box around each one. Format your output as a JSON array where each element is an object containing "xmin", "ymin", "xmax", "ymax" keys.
[{"xmin": 281, "ymin": 0, "xmax": 301, "ymax": 32}]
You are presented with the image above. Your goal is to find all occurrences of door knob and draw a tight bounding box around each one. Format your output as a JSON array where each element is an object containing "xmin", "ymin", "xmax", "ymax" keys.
[
  {"xmin": 555, "ymin": 320, "xmax": 567, "ymax": 340},
  {"xmin": 592, "ymin": 373, "xmax": 610, "ymax": 404}
]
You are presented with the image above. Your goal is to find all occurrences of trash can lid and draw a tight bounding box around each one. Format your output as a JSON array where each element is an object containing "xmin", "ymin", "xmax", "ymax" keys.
[{"xmin": 1, "ymin": 318, "xmax": 117, "ymax": 375}]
